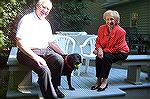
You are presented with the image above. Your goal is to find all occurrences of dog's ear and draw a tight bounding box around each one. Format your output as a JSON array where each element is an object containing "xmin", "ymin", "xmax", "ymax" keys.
[{"xmin": 78, "ymin": 54, "xmax": 82, "ymax": 63}]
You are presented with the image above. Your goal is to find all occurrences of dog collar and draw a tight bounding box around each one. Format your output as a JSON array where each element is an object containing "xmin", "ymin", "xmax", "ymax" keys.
[{"xmin": 64, "ymin": 55, "xmax": 74, "ymax": 70}]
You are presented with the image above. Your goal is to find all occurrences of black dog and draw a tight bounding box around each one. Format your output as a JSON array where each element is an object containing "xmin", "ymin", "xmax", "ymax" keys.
[{"xmin": 62, "ymin": 53, "xmax": 82, "ymax": 90}]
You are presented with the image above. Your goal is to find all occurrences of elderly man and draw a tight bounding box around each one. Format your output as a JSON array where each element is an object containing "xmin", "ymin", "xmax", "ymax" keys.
[{"xmin": 16, "ymin": 0, "xmax": 65, "ymax": 98}]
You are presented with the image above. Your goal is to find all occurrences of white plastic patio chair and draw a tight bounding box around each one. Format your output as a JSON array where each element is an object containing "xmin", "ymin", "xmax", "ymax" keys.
[
  {"xmin": 54, "ymin": 36, "xmax": 76, "ymax": 54},
  {"xmin": 79, "ymin": 36, "xmax": 97, "ymax": 75}
]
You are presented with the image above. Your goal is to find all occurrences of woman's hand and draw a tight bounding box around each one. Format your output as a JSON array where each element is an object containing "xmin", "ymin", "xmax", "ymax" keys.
[
  {"xmin": 97, "ymin": 47, "xmax": 103, "ymax": 59},
  {"xmin": 93, "ymin": 49, "xmax": 98, "ymax": 55}
]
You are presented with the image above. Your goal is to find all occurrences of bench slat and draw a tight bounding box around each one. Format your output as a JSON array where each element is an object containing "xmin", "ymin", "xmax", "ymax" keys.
[{"xmin": 126, "ymin": 55, "xmax": 150, "ymax": 61}]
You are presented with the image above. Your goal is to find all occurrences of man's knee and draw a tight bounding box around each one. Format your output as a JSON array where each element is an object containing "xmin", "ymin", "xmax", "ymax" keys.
[{"xmin": 39, "ymin": 67, "xmax": 51, "ymax": 76}]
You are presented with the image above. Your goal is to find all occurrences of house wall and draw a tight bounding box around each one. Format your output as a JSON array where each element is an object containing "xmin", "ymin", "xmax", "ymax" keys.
[
  {"xmin": 84, "ymin": 0, "xmax": 106, "ymax": 35},
  {"xmin": 107, "ymin": 0, "xmax": 150, "ymax": 35},
  {"xmin": 85, "ymin": 0, "xmax": 150, "ymax": 35}
]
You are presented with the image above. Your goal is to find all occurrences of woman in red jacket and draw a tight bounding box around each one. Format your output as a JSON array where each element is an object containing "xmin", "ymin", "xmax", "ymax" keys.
[{"xmin": 91, "ymin": 10, "xmax": 129, "ymax": 91}]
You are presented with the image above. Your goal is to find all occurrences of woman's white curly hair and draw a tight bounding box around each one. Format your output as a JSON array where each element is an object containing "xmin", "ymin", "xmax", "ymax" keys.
[{"xmin": 103, "ymin": 10, "xmax": 120, "ymax": 23}]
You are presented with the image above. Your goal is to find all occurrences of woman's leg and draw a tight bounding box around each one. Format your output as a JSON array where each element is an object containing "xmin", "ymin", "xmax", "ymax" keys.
[
  {"xmin": 96, "ymin": 56, "xmax": 104, "ymax": 79},
  {"xmin": 91, "ymin": 56, "xmax": 104, "ymax": 90},
  {"xmin": 103, "ymin": 53, "xmax": 128, "ymax": 79},
  {"xmin": 97, "ymin": 53, "xmax": 128, "ymax": 91}
]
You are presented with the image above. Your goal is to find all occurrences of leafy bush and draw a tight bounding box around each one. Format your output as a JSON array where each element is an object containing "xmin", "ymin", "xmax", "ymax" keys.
[
  {"xmin": 0, "ymin": 31, "xmax": 5, "ymax": 47},
  {"xmin": 0, "ymin": 0, "xmax": 26, "ymax": 48},
  {"xmin": 51, "ymin": 0, "xmax": 93, "ymax": 32}
]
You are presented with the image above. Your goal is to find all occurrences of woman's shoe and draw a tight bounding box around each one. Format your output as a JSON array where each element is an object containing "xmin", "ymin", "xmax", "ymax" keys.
[
  {"xmin": 97, "ymin": 83, "xmax": 108, "ymax": 92},
  {"xmin": 91, "ymin": 85, "xmax": 100, "ymax": 90}
]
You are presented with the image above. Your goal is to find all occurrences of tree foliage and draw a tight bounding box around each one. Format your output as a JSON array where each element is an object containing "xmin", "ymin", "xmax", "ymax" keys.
[
  {"xmin": 0, "ymin": 0, "xmax": 94, "ymax": 48},
  {"xmin": 51, "ymin": 0, "xmax": 93, "ymax": 32},
  {"xmin": 0, "ymin": 0, "xmax": 27, "ymax": 47}
]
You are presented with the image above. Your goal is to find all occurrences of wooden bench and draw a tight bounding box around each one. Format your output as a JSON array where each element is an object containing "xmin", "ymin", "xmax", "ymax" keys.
[
  {"xmin": 7, "ymin": 47, "xmax": 150, "ymax": 92},
  {"xmin": 114, "ymin": 55, "xmax": 150, "ymax": 85}
]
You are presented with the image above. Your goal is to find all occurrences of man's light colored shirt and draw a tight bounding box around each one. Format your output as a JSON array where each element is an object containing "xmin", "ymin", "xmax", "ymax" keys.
[{"xmin": 16, "ymin": 11, "xmax": 54, "ymax": 49}]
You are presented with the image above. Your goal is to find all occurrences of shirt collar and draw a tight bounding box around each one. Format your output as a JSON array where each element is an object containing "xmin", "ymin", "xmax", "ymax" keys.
[
  {"xmin": 110, "ymin": 25, "xmax": 119, "ymax": 37},
  {"xmin": 104, "ymin": 25, "xmax": 119, "ymax": 37},
  {"xmin": 33, "ymin": 11, "xmax": 46, "ymax": 22},
  {"xmin": 33, "ymin": 11, "xmax": 40, "ymax": 21}
]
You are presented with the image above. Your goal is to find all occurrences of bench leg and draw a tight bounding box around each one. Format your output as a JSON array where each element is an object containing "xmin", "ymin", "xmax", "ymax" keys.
[
  {"xmin": 125, "ymin": 65, "xmax": 142, "ymax": 85},
  {"xmin": 18, "ymin": 71, "xmax": 33, "ymax": 93},
  {"xmin": 7, "ymin": 70, "xmax": 42, "ymax": 98},
  {"xmin": 146, "ymin": 65, "xmax": 150, "ymax": 81},
  {"xmin": 8, "ymin": 70, "xmax": 32, "ymax": 90}
]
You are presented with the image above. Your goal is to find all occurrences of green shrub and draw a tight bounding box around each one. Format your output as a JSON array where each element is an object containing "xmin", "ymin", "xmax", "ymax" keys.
[
  {"xmin": 0, "ymin": 0, "xmax": 26, "ymax": 48},
  {"xmin": 52, "ymin": 0, "xmax": 93, "ymax": 32}
]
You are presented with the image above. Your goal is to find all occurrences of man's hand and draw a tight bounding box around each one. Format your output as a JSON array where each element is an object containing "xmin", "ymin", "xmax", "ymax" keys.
[{"xmin": 34, "ymin": 55, "xmax": 47, "ymax": 67}]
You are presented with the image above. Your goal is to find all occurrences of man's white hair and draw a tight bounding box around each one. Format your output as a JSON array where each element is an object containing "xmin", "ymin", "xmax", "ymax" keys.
[
  {"xmin": 36, "ymin": 0, "xmax": 52, "ymax": 7},
  {"xmin": 37, "ymin": 0, "xmax": 51, "ymax": 5},
  {"xmin": 35, "ymin": 0, "xmax": 52, "ymax": 11}
]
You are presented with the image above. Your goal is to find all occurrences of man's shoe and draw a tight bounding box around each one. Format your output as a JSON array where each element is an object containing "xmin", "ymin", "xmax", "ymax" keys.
[{"xmin": 55, "ymin": 88, "xmax": 65, "ymax": 98}]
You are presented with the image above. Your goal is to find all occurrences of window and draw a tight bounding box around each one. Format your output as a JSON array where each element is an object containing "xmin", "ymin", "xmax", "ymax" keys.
[{"xmin": 130, "ymin": 12, "xmax": 138, "ymax": 27}]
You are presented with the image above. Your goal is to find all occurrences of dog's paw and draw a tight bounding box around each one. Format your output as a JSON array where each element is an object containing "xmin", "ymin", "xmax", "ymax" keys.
[{"xmin": 69, "ymin": 87, "xmax": 75, "ymax": 90}]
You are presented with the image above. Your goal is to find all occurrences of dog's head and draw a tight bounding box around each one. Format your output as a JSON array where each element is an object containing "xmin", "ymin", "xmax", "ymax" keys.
[{"xmin": 63, "ymin": 53, "xmax": 82, "ymax": 70}]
